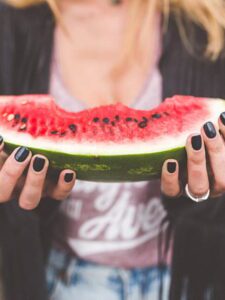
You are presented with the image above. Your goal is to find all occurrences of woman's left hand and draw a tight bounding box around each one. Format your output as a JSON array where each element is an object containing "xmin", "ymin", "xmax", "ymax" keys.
[{"xmin": 161, "ymin": 113, "xmax": 225, "ymax": 200}]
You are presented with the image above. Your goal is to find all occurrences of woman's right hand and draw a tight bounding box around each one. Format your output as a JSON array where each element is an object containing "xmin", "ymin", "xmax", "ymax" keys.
[{"xmin": 0, "ymin": 138, "xmax": 76, "ymax": 210}]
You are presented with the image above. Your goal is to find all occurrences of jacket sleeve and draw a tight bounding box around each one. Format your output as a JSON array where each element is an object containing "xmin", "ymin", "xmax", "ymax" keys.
[
  {"xmin": 0, "ymin": 2, "xmax": 54, "ymax": 95},
  {"xmin": 0, "ymin": 3, "xmax": 16, "ymax": 94}
]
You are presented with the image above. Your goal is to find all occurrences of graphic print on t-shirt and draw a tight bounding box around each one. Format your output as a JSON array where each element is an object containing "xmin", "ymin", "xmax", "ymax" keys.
[{"xmin": 56, "ymin": 180, "xmax": 167, "ymax": 267}]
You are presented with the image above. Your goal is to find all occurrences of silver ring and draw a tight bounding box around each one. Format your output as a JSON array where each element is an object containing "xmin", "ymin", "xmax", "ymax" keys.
[{"xmin": 185, "ymin": 184, "xmax": 210, "ymax": 203}]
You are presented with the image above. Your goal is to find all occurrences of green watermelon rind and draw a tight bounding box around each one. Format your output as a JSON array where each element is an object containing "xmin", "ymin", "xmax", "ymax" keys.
[{"xmin": 4, "ymin": 142, "xmax": 186, "ymax": 182}]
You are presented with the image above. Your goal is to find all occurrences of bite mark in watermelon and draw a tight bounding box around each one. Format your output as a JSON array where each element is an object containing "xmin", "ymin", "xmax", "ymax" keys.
[{"xmin": 0, "ymin": 95, "xmax": 224, "ymax": 182}]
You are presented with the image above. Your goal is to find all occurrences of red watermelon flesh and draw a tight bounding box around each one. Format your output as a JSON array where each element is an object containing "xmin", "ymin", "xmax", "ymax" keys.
[{"xmin": 0, "ymin": 95, "xmax": 212, "ymax": 142}]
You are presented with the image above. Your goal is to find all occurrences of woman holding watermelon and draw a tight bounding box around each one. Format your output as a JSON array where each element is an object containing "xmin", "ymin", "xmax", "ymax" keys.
[{"xmin": 0, "ymin": 0, "xmax": 225, "ymax": 299}]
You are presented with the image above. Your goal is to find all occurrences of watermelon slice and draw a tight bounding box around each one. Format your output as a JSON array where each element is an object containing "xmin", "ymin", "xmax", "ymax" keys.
[{"xmin": 0, "ymin": 95, "xmax": 224, "ymax": 182}]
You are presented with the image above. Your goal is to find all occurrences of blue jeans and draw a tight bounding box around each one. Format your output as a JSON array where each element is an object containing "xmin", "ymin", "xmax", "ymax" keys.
[{"xmin": 46, "ymin": 248, "xmax": 170, "ymax": 300}]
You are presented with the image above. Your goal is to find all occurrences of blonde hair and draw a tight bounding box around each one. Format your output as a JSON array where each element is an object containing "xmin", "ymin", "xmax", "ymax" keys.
[{"xmin": 6, "ymin": 0, "xmax": 225, "ymax": 60}]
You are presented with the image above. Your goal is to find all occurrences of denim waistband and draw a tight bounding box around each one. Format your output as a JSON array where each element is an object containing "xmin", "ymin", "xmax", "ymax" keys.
[{"xmin": 46, "ymin": 247, "xmax": 170, "ymax": 300}]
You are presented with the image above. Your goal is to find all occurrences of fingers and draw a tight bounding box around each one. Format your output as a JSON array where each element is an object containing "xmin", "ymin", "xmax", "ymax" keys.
[
  {"xmin": 161, "ymin": 160, "xmax": 181, "ymax": 197},
  {"xmin": 205, "ymin": 119, "xmax": 225, "ymax": 195},
  {"xmin": 19, "ymin": 155, "xmax": 49, "ymax": 210},
  {"xmin": 162, "ymin": 133, "xmax": 209, "ymax": 199},
  {"xmin": 49, "ymin": 169, "xmax": 76, "ymax": 201},
  {"xmin": 186, "ymin": 134, "xmax": 210, "ymax": 197},
  {"xmin": 0, "ymin": 139, "xmax": 75, "ymax": 208},
  {"xmin": 162, "ymin": 117, "xmax": 225, "ymax": 200},
  {"xmin": 0, "ymin": 146, "xmax": 32, "ymax": 202}
]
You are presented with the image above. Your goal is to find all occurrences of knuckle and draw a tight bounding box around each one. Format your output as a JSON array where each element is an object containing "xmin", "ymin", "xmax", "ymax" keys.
[
  {"xmin": 162, "ymin": 172, "xmax": 177, "ymax": 184},
  {"xmin": 1, "ymin": 167, "xmax": 19, "ymax": 179},
  {"xmin": 188, "ymin": 153, "xmax": 204, "ymax": 165},
  {"xmin": 29, "ymin": 189, "xmax": 40, "ymax": 199},
  {"xmin": 207, "ymin": 141, "xmax": 223, "ymax": 153},
  {"xmin": 161, "ymin": 183, "xmax": 180, "ymax": 198},
  {"xmin": 20, "ymin": 192, "xmax": 40, "ymax": 209},
  {"xmin": 189, "ymin": 167, "xmax": 206, "ymax": 180},
  {"xmin": 0, "ymin": 182, "xmax": 14, "ymax": 202},
  {"xmin": 29, "ymin": 176, "xmax": 44, "ymax": 189}
]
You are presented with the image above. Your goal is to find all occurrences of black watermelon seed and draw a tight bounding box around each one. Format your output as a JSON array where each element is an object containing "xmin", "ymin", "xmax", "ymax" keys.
[
  {"xmin": 134, "ymin": 119, "xmax": 138, "ymax": 123},
  {"xmin": 152, "ymin": 113, "xmax": 161, "ymax": 119},
  {"xmin": 69, "ymin": 124, "xmax": 77, "ymax": 133},
  {"xmin": 111, "ymin": 121, "xmax": 115, "ymax": 126},
  {"xmin": 103, "ymin": 118, "xmax": 110, "ymax": 124},
  {"xmin": 142, "ymin": 117, "xmax": 148, "ymax": 122},
  {"xmin": 12, "ymin": 118, "xmax": 19, "ymax": 127},
  {"xmin": 138, "ymin": 121, "xmax": 147, "ymax": 128},
  {"xmin": 51, "ymin": 130, "xmax": 58, "ymax": 135},
  {"xmin": 60, "ymin": 132, "xmax": 67, "ymax": 137},
  {"xmin": 14, "ymin": 114, "xmax": 20, "ymax": 120},
  {"xmin": 126, "ymin": 117, "xmax": 133, "ymax": 122},
  {"xmin": 21, "ymin": 117, "xmax": 28, "ymax": 123},
  {"xmin": 19, "ymin": 125, "xmax": 27, "ymax": 131},
  {"xmin": 115, "ymin": 115, "xmax": 120, "ymax": 121},
  {"xmin": 93, "ymin": 117, "xmax": 99, "ymax": 123},
  {"xmin": 13, "ymin": 119, "xmax": 19, "ymax": 125},
  {"xmin": 164, "ymin": 112, "xmax": 170, "ymax": 116}
]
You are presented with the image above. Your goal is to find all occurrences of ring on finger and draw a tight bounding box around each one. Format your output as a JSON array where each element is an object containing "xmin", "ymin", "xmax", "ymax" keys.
[{"xmin": 185, "ymin": 184, "xmax": 210, "ymax": 203}]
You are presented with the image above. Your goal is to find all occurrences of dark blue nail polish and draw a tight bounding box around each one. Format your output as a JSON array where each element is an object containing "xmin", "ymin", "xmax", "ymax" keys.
[
  {"xmin": 15, "ymin": 147, "xmax": 29, "ymax": 162},
  {"xmin": 203, "ymin": 122, "xmax": 216, "ymax": 139},
  {"xmin": 191, "ymin": 135, "xmax": 202, "ymax": 151},
  {"xmin": 33, "ymin": 157, "xmax": 45, "ymax": 172},
  {"xmin": 167, "ymin": 162, "xmax": 176, "ymax": 173},
  {"xmin": 64, "ymin": 173, "xmax": 74, "ymax": 183}
]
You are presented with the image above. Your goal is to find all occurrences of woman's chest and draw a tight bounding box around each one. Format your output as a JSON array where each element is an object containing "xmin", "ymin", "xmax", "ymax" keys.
[{"xmin": 54, "ymin": 6, "xmax": 157, "ymax": 107}]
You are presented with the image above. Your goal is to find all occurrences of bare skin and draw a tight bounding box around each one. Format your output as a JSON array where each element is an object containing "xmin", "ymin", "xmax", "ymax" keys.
[
  {"xmin": 55, "ymin": 0, "xmax": 152, "ymax": 107},
  {"xmin": 0, "ymin": 0, "xmax": 225, "ymax": 210}
]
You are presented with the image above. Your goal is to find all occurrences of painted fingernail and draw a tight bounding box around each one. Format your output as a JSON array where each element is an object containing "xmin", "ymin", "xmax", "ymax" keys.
[
  {"xmin": 0, "ymin": 136, "xmax": 3, "ymax": 145},
  {"xmin": 220, "ymin": 112, "xmax": 225, "ymax": 125},
  {"xmin": 15, "ymin": 147, "xmax": 30, "ymax": 162},
  {"xmin": 64, "ymin": 173, "xmax": 74, "ymax": 183},
  {"xmin": 167, "ymin": 162, "xmax": 176, "ymax": 173},
  {"xmin": 203, "ymin": 122, "xmax": 216, "ymax": 139},
  {"xmin": 191, "ymin": 135, "xmax": 202, "ymax": 151},
  {"xmin": 33, "ymin": 157, "xmax": 45, "ymax": 172}
]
